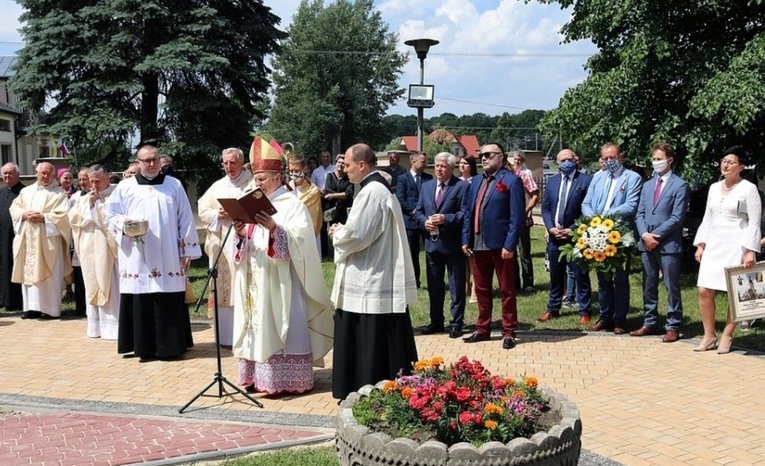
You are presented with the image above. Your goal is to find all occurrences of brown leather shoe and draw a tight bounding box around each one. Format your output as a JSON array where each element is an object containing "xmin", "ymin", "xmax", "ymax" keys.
[
  {"xmin": 578, "ymin": 314, "xmax": 591, "ymax": 324},
  {"xmin": 613, "ymin": 325, "xmax": 627, "ymax": 335},
  {"xmin": 588, "ymin": 319, "xmax": 614, "ymax": 332},
  {"xmin": 662, "ymin": 329, "xmax": 680, "ymax": 343},
  {"xmin": 536, "ymin": 312, "xmax": 558, "ymax": 322},
  {"xmin": 629, "ymin": 326, "xmax": 663, "ymax": 337}
]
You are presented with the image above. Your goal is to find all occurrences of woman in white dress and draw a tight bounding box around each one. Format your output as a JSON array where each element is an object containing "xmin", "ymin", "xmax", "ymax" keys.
[{"xmin": 693, "ymin": 146, "xmax": 761, "ymax": 353}]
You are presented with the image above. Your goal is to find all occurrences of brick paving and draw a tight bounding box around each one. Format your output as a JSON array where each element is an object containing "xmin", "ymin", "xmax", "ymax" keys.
[
  {"xmin": 0, "ymin": 412, "xmax": 330, "ymax": 465},
  {"xmin": 1, "ymin": 314, "xmax": 765, "ymax": 465}
]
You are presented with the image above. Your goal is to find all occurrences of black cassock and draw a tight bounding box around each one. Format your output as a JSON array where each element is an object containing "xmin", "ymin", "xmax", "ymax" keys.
[{"xmin": 0, "ymin": 182, "xmax": 24, "ymax": 310}]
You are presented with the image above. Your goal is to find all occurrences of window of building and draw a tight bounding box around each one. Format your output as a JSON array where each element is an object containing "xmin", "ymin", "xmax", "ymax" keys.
[
  {"xmin": 1, "ymin": 145, "xmax": 11, "ymax": 165},
  {"xmin": 0, "ymin": 119, "xmax": 10, "ymax": 132}
]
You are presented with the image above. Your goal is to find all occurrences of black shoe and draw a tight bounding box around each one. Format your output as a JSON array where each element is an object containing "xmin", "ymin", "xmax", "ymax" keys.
[
  {"xmin": 523, "ymin": 286, "xmax": 535, "ymax": 294},
  {"xmin": 449, "ymin": 326, "xmax": 463, "ymax": 339},
  {"xmin": 502, "ymin": 337, "xmax": 517, "ymax": 350},
  {"xmin": 562, "ymin": 297, "xmax": 575, "ymax": 308},
  {"xmin": 21, "ymin": 311, "xmax": 42, "ymax": 319},
  {"xmin": 38, "ymin": 313, "xmax": 60, "ymax": 320},
  {"xmin": 244, "ymin": 384, "xmax": 258, "ymax": 394},
  {"xmin": 463, "ymin": 332, "xmax": 490, "ymax": 343},
  {"xmin": 419, "ymin": 324, "xmax": 446, "ymax": 335}
]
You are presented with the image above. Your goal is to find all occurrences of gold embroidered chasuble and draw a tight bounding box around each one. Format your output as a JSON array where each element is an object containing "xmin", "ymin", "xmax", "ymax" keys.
[
  {"xmin": 69, "ymin": 185, "xmax": 118, "ymax": 306},
  {"xmin": 10, "ymin": 182, "xmax": 72, "ymax": 286}
]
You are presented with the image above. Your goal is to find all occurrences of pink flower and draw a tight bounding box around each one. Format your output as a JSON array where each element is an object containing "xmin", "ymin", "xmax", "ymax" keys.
[{"xmin": 459, "ymin": 411, "xmax": 474, "ymax": 425}]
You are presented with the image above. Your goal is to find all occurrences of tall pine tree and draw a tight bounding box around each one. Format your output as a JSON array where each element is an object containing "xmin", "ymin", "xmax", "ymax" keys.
[{"xmin": 10, "ymin": 0, "xmax": 285, "ymax": 171}]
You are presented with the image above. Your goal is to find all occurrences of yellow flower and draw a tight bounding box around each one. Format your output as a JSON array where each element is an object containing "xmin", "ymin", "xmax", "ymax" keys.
[
  {"xmin": 484, "ymin": 403, "xmax": 504, "ymax": 415},
  {"xmin": 414, "ymin": 360, "xmax": 428, "ymax": 371},
  {"xmin": 589, "ymin": 216, "xmax": 602, "ymax": 227},
  {"xmin": 431, "ymin": 356, "xmax": 444, "ymax": 368},
  {"xmin": 577, "ymin": 224, "xmax": 588, "ymax": 234},
  {"xmin": 593, "ymin": 251, "xmax": 607, "ymax": 262},
  {"xmin": 524, "ymin": 376, "xmax": 538, "ymax": 389},
  {"xmin": 583, "ymin": 248, "xmax": 594, "ymax": 260},
  {"xmin": 484, "ymin": 420, "xmax": 498, "ymax": 430},
  {"xmin": 605, "ymin": 244, "xmax": 618, "ymax": 257},
  {"xmin": 576, "ymin": 237, "xmax": 586, "ymax": 249},
  {"xmin": 503, "ymin": 377, "xmax": 515, "ymax": 386},
  {"xmin": 382, "ymin": 380, "xmax": 398, "ymax": 393},
  {"xmin": 601, "ymin": 219, "xmax": 614, "ymax": 230},
  {"xmin": 608, "ymin": 230, "xmax": 622, "ymax": 244},
  {"xmin": 401, "ymin": 387, "xmax": 414, "ymax": 398}
]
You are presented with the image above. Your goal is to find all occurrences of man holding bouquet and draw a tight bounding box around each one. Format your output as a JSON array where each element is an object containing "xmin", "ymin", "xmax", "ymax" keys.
[{"xmin": 581, "ymin": 142, "xmax": 643, "ymax": 334}]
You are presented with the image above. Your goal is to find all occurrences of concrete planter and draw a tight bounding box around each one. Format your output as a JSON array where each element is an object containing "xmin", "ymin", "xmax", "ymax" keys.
[{"xmin": 336, "ymin": 382, "xmax": 582, "ymax": 466}]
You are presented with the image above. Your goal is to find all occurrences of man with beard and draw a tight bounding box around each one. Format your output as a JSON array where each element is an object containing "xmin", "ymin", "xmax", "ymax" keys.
[{"xmin": 461, "ymin": 143, "xmax": 526, "ymax": 350}]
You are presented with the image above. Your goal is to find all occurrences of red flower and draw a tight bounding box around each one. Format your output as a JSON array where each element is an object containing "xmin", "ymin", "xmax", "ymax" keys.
[
  {"xmin": 458, "ymin": 411, "xmax": 474, "ymax": 425},
  {"xmin": 495, "ymin": 180, "xmax": 509, "ymax": 192},
  {"xmin": 455, "ymin": 387, "xmax": 471, "ymax": 402}
]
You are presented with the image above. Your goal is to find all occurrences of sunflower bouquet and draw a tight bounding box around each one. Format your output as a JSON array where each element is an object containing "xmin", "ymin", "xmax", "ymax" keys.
[{"xmin": 559, "ymin": 214, "xmax": 636, "ymax": 277}]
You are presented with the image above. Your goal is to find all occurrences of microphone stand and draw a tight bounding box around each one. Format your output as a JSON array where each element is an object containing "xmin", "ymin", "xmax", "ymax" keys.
[{"xmin": 179, "ymin": 223, "xmax": 263, "ymax": 413}]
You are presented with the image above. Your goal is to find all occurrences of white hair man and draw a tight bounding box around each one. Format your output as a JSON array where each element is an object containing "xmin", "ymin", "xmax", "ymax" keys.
[
  {"xmin": 0, "ymin": 162, "xmax": 24, "ymax": 311},
  {"xmin": 197, "ymin": 147, "xmax": 256, "ymax": 346},
  {"xmin": 10, "ymin": 162, "xmax": 72, "ymax": 319}
]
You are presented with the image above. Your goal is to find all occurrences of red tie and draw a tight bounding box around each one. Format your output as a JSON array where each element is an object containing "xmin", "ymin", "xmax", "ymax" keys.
[
  {"xmin": 473, "ymin": 175, "xmax": 493, "ymax": 233},
  {"xmin": 653, "ymin": 177, "xmax": 662, "ymax": 206},
  {"xmin": 435, "ymin": 183, "xmax": 445, "ymax": 207}
]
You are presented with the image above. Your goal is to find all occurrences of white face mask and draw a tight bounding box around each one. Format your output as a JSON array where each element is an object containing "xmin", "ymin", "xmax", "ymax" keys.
[{"xmin": 652, "ymin": 159, "xmax": 668, "ymax": 174}]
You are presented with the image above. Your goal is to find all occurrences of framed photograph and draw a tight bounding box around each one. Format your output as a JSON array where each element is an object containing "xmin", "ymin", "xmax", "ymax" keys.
[{"xmin": 725, "ymin": 262, "xmax": 765, "ymax": 322}]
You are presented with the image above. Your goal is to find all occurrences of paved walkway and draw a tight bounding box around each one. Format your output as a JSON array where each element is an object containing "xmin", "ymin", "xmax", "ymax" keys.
[{"xmin": 1, "ymin": 314, "xmax": 765, "ymax": 465}]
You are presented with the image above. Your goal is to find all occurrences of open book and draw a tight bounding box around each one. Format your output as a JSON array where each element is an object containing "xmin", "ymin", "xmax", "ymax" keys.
[{"xmin": 217, "ymin": 189, "xmax": 277, "ymax": 224}]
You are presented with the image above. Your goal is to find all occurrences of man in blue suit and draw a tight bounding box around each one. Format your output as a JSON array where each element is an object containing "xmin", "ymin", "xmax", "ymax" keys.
[
  {"xmin": 538, "ymin": 149, "xmax": 593, "ymax": 324},
  {"xmin": 396, "ymin": 152, "xmax": 432, "ymax": 288},
  {"xmin": 581, "ymin": 142, "xmax": 643, "ymax": 334},
  {"xmin": 461, "ymin": 143, "xmax": 526, "ymax": 350},
  {"xmin": 630, "ymin": 143, "xmax": 689, "ymax": 343},
  {"xmin": 415, "ymin": 153, "xmax": 469, "ymax": 338}
]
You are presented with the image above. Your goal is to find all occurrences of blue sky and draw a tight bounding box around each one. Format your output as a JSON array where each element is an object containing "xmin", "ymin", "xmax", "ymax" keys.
[{"xmin": 0, "ymin": 0, "xmax": 596, "ymax": 117}]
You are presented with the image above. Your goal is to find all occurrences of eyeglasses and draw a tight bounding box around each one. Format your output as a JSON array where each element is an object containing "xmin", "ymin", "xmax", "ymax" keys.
[
  {"xmin": 138, "ymin": 158, "xmax": 160, "ymax": 165},
  {"xmin": 720, "ymin": 159, "xmax": 740, "ymax": 166},
  {"xmin": 479, "ymin": 151, "xmax": 502, "ymax": 159}
]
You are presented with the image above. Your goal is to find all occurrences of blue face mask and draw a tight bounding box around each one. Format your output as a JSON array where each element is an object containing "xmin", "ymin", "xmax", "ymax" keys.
[
  {"xmin": 559, "ymin": 160, "xmax": 576, "ymax": 175},
  {"xmin": 604, "ymin": 159, "xmax": 621, "ymax": 173}
]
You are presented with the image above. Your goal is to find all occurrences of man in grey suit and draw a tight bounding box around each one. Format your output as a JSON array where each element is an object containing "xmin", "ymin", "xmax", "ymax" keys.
[
  {"xmin": 630, "ymin": 143, "xmax": 689, "ymax": 342},
  {"xmin": 581, "ymin": 142, "xmax": 643, "ymax": 334}
]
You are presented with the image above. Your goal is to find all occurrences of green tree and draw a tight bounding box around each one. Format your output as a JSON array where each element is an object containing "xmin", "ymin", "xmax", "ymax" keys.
[
  {"xmin": 536, "ymin": 0, "xmax": 765, "ymax": 181},
  {"xmin": 267, "ymin": 0, "xmax": 406, "ymax": 158},
  {"xmin": 10, "ymin": 0, "xmax": 285, "ymax": 172}
]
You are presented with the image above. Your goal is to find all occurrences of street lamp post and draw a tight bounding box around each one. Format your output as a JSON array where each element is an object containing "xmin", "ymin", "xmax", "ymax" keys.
[{"xmin": 405, "ymin": 38, "xmax": 439, "ymax": 153}]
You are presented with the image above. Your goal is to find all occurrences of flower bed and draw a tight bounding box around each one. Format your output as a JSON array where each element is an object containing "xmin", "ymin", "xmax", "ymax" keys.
[{"xmin": 336, "ymin": 357, "xmax": 582, "ymax": 465}]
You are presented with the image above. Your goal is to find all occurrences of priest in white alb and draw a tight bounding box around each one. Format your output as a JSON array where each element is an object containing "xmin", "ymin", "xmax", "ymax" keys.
[
  {"xmin": 69, "ymin": 165, "xmax": 120, "ymax": 339},
  {"xmin": 103, "ymin": 145, "xmax": 202, "ymax": 361},
  {"xmin": 10, "ymin": 162, "xmax": 72, "ymax": 319},
  {"xmin": 197, "ymin": 147, "xmax": 256, "ymax": 346},
  {"xmin": 232, "ymin": 136, "xmax": 334, "ymax": 395}
]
